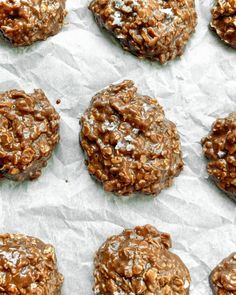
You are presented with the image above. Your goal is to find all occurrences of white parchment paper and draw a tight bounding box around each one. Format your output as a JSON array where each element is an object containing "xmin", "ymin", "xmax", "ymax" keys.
[{"xmin": 0, "ymin": 0, "xmax": 236, "ymax": 294}]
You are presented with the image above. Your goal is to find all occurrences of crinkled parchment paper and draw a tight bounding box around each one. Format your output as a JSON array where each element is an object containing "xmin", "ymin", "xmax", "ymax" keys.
[{"xmin": 0, "ymin": 0, "xmax": 235, "ymax": 294}]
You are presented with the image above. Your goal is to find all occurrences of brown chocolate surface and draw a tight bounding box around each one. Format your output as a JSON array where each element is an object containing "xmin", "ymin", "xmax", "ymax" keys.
[
  {"xmin": 93, "ymin": 225, "xmax": 191, "ymax": 295},
  {"xmin": 0, "ymin": 0, "xmax": 67, "ymax": 47},
  {"xmin": 0, "ymin": 233, "xmax": 63, "ymax": 295},
  {"xmin": 80, "ymin": 80, "xmax": 183, "ymax": 196},
  {"xmin": 201, "ymin": 112, "xmax": 236, "ymax": 200},
  {"xmin": 210, "ymin": 0, "xmax": 236, "ymax": 48},
  {"xmin": 0, "ymin": 89, "xmax": 60, "ymax": 181},
  {"xmin": 89, "ymin": 0, "xmax": 197, "ymax": 64},
  {"xmin": 210, "ymin": 252, "xmax": 236, "ymax": 295}
]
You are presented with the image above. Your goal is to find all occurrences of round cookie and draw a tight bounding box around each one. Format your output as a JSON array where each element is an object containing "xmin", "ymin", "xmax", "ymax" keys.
[
  {"xmin": 0, "ymin": 233, "xmax": 63, "ymax": 294},
  {"xmin": 93, "ymin": 224, "xmax": 191, "ymax": 295},
  {"xmin": 0, "ymin": 0, "xmax": 67, "ymax": 46},
  {"xmin": 89, "ymin": 0, "xmax": 197, "ymax": 64},
  {"xmin": 210, "ymin": 0, "xmax": 236, "ymax": 48},
  {"xmin": 201, "ymin": 112, "xmax": 236, "ymax": 200},
  {"xmin": 80, "ymin": 80, "xmax": 183, "ymax": 196},
  {"xmin": 0, "ymin": 89, "xmax": 60, "ymax": 181},
  {"xmin": 210, "ymin": 252, "xmax": 236, "ymax": 294}
]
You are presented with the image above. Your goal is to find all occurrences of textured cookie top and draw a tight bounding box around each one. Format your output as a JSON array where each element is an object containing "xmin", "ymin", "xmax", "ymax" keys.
[
  {"xmin": 0, "ymin": 234, "xmax": 63, "ymax": 294},
  {"xmin": 210, "ymin": 0, "xmax": 236, "ymax": 48},
  {"xmin": 94, "ymin": 225, "xmax": 191, "ymax": 295},
  {"xmin": 80, "ymin": 80, "xmax": 183, "ymax": 196},
  {"xmin": 201, "ymin": 112, "xmax": 236, "ymax": 198},
  {"xmin": 211, "ymin": 252, "xmax": 236, "ymax": 294},
  {"xmin": 0, "ymin": 89, "xmax": 60, "ymax": 181},
  {"xmin": 0, "ymin": 0, "xmax": 67, "ymax": 46},
  {"xmin": 89, "ymin": 0, "xmax": 197, "ymax": 63}
]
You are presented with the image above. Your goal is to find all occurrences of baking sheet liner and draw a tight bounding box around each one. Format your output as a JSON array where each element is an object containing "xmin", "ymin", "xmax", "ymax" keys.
[{"xmin": 0, "ymin": 0, "xmax": 236, "ymax": 294}]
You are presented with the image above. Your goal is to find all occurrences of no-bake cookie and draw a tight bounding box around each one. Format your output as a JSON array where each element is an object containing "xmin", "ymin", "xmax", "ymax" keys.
[
  {"xmin": 89, "ymin": 0, "xmax": 197, "ymax": 64},
  {"xmin": 93, "ymin": 224, "xmax": 191, "ymax": 295},
  {"xmin": 201, "ymin": 112, "xmax": 236, "ymax": 200},
  {"xmin": 210, "ymin": 0, "xmax": 236, "ymax": 48},
  {"xmin": 210, "ymin": 252, "xmax": 236, "ymax": 295},
  {"xmin": 0, "ymin": 233, "xmax": 63, "ymax": 294},
  {"xmin": 0, "ymin": 89, "xmax": 60, "ymax": 181},
  {"xmin": 0, "ymin": 0, "xmax": 67, "ymax": 46},
  {"xmin": 80, "ymin": 80, "xmax": 183, "ymax": 196}
]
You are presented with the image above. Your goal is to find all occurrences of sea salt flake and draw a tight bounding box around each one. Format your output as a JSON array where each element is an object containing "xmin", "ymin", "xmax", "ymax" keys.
[
  {"xmin": 103, "ymin": 120, "xmax": 118, "ymax": 131},
  {"xmin": 112, "ymin": 11, "xmax": 123, "ymax": 26},
  {"xmin": 126, "ymin": 144, "xmax": 134, "ymax": 151},
  {"xmin": 159, "ymin": 8, "xmax": 174, "ymax": 19},
  {"xmin": 124, "ymin": 135, "xmax": 133, "ymax": 141},
  {"xmin": 143, "ymin": 103, "xmax": 154, "ymax": 112},
  {"xmin": 217, "ymin": 150, "xmax": 226, "ymax": 158},
  {"xmin": 115, "ymin": 141, "xmax": 125, "ymax": 149},
  {"xmin": 87, "ymin": 118, "xmax": 94, "ymax": 124},
  {"xmin": 131, "ymin": 0, "xmax": 139, "ymax": 6},
  {"xmin": 122, "ymin": 5, "xmax": 132, "ymax": 12},
  {"xmin": 184, "ymin": 280, "xmax": 190, "ymax": 289},
  {"xmin": 113, "ymin": 0, "xmax": 123, "ymax": 9}
]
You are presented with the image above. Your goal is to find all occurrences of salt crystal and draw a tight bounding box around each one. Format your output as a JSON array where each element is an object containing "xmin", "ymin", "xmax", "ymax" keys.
[
  {"xmin": 160, "ymin": 8, "xmax": 174, "ymax": 19},
  {"xmin": 124, "ymin": 135, "xmax": 133, "ymax": 141},
  {"xmin": 103, "ymin": 120, "xmax": 118, "ymax": 131},
  {"xmin": 217, "ymin": 150, "xmax": 226, "ymax": 158},
  {"xmin": 143, "ymin": 103, "xmax": 154, "ymax": 112},
  {"xmin": 184, "ymin": 280, "xmax": 190, "ymax": 289},
  {"xmin": 115, "ymin": 141, "xmax": 125, "ymax": 149},
  {"xmin": 126, "ymin": 144, "xmax": 134, "ymax": 151},
  {"xmin": 112, "ymin": 11, "xmax": 123, "ymax": 26}
]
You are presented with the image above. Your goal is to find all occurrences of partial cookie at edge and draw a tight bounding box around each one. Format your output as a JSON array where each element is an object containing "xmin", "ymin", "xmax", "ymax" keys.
[
  {"xmin": 0, "ymin": 89, "xmax": 60, "ymax": 181},
  {"xmin": 210, "ymin": 252, "xmax": 236, "ymax": 295},
  {"xmin": 0, "ymin": 233, "xmax": 63, "ymax": 295},
  {"xmin": 0, "ymin": 0, "xmax": 67, "ymax": 46},
  {"xmin": 89, "ymin": 0, "xmax": 197, "ymax": 64},
  {"xmin": 93, "ymin": 224, "xmax": 191, "ymax": 295},
  {"xmin": 210, "ymin": 0, "xmax": 236, "ymax": 48},
  {"xmin": 201, "ymin": 112, "xmax": 236, "ymax": 200}
]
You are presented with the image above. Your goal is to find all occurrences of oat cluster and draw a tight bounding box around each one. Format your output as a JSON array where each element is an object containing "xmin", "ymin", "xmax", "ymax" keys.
[
  {"xmin": 201, "ymin": 112, "xmax": 236, "ymax": 199},
  {"xmin": 93, "ymin": 225, "xmax": 191, "ymax": 295},
  {"xmin": 0, "ymin": 234, "xmax": 63, "ymax": 295},
  {"xmin": 210, "ymin": 0, "xmax": 236, "ymax": 48},
  {"xmin": 89, "ymin": 0, "xmax": 197, "ymax": 63},
  {"xmin": 0, "ymin": 0, "xmax": 67, "ymax": 46},
  {"xmin": 210, "ymin": 252, "xmax": 236, "ymax": 295},
  {"xmin": 80, "ymin": 80, "xmax": 183, "ymax": 196},
  {"xmin": 0, "ymin": 89, "xmax": 60, "ymax": 181}
]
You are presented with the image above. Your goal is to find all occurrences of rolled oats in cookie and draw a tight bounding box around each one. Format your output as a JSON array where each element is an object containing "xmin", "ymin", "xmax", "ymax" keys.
[
  {"xmin": 0, "ymin": 89, "xmax": 60, "ymax": 181},
  {"xmin": 210, "ymin": 0, "xmax": 236, "ymax": 48},
  {"xmin": 201, "ymin": 112, "xmax": 236, "ymax": 200},
  {"xmin": 0, "ymin": 0, "xmax": 67, "ymax": 46},
  {"xmin": 80, "ymin": 80, "xmax": 183, "ymax": 196},
  {"xmin": 0, "ymin": 233, "xmax": 63, "ymax": 295},
  {"xmin": 89, "ymin": 0, "xmax": 197, "ymax": 64},
  {"xmin": 210, "ymin": 252, "xmax": 236, "ymax": 295},
  {"xmin": 93, "ymin": 224, "xmax": 191, "ymax": 295}
]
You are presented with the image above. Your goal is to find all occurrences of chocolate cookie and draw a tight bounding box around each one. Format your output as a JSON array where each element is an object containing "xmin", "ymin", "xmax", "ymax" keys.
[
  {"xmin": 210, "ymin": 0, "xmax": 236, "ymax": 48},
  {"xmin": 0, "ymin": 89, "xmax": 60, "ymax": 181},
  {"xmin": 80, "ymin": 80, "xmax": 183, "ymax": 196},
  {"xmin": 0, "ymin": 233, "xmax": 63, "ymax": 294},
  {"xmin": 201, "ymin": 112, "xmax": 236, "ymax": 200},
  {"xmin": 210, "ymin": 252, "xmax": 236, "ymax": 295},
  {"xmin": 93, "ymin": 224, "xmax": 191, "ymax": 295},
  {"xmin": 89, "ymin": 0, "xmax": 197, "ymax": 64},
  {"xmin": 0, "ymin": 0, "xmax": 67, "ymax": 46}
]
